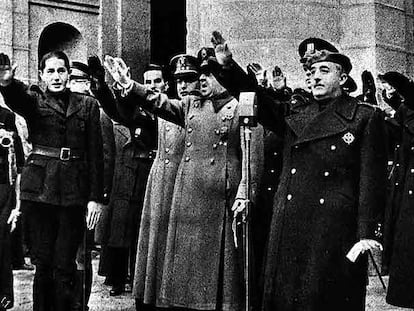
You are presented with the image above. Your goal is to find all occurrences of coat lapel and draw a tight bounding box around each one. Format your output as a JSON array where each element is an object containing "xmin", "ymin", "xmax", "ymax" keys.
[
  {"xmin": 66, "ymin": 93, "xmax": 83, "ymax": 118},
  {"xmin": 286, "ymin": 94, "xmax": 358, "ymax": 145},
  {"xmin": 44, "ymin": 94, "xmax": 65, "ymax": 115}
]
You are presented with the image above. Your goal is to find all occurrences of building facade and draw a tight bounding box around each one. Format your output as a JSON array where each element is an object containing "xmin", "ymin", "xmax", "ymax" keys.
[{"xmin": 0, "ymin": 0, "xmax": 413, "ymax": 92}]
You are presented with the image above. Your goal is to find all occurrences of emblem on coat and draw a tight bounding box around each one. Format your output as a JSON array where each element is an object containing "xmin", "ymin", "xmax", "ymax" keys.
[{"xmin": 342, "ymin": 132, "xmax": 355, "ymax": 145}]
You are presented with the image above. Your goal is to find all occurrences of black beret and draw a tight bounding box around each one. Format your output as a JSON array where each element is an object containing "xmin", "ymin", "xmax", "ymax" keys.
[
  {"xmin": 305, "ymin": 50, "xmax": 352, "ymax": 74},
  {"xmin": 298, "ymin": 38, "xmax": 338, "ymax": 60},
  {"xmin": 378, "ymin": 71, "xmax": 411, "ymax": 89}
]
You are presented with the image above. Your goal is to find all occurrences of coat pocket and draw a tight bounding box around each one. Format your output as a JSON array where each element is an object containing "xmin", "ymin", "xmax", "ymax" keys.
[{"xmin": 21, "ymin": 158, "xmax": 47, "ymax": 194}]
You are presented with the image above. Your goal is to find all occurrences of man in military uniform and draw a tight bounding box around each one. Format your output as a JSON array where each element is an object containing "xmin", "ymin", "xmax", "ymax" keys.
[
  {"xmin": 0, "ymin": 102, "xmax": 25, "ymax": 310},
  {"xmin": 0, "ymin": 51, "xmax": 103, "ymax": 311},
  {"xmin": 104, "ymin": 52, "xmax": 264, "ymax": 311},
  {"xmin": 68, "ymin": 61, "xmax": 115, "ymax": 311},
  {"xmin": 212, "ymin": 34, "xmax": 387, "ymax": 310},
  {"xmin": 88, "ymin": 58, "xmax": 158, "ymax": 297}
]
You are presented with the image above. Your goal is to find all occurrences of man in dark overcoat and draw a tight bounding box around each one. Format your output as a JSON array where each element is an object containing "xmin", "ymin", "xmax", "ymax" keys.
[
  {"xmin": 213, "ymin": 40, "xmax": 387, "ymax": 310},
  {"xmin": 380, "ymin": 71, "xmax": 414, "ymax": 308},
  {"xmin": 0, "ymin": 51, "xmax": 104, "ymax": 311},
  {"xmin": 88, "ymin": 57, "xmax": 158, "ymax": 296},
  {"xmin": 0, "ymin": 104, "xmax": 25, "ymax": 310},
  {"xmin": 68, "ymin": 60, "xmax": 115, "ymax": 311}
]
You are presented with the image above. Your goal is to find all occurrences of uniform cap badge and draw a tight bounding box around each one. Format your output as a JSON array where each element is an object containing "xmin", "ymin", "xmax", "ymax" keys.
[{"xmin": 342, "ymin": 132, "xmax": 355, "ymax": 145}]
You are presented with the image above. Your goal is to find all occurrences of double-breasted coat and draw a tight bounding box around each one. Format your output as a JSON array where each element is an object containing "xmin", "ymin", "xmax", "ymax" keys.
[
  {"xmin": 123, "ymin": 83, "xmax": 263, "ymax": 311},
  {"xmin": 383, "ymin": 103, "xmax": 414, "ymax": 308},
  {"xmin": 258, "ymin": 92, "xmax": 387, "ymax": 311},
  {"xmin": 0, "ymin": 80, "xmax": 103, "ymax": 207}
]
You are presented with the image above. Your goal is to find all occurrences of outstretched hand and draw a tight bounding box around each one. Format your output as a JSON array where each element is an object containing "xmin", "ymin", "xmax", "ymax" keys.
[
  {"xmin": 211, "ymin": 31, "xmax": 232, "ymax": 66},
  {"xmin": 88, "ymin": 55, "xmax": 105, "ymax": 83},
  {"xmin": 103, "ymin": 55, "xmax": 132, "ymax": 89},
  {"xmin": 0, "ymin": 53, "xmax": 17, "ymax": 87}
]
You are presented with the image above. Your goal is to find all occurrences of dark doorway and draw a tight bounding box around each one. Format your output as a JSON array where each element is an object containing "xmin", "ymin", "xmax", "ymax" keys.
[
  {"xmin": 150, "ymin": 0, "xmax": 186, "ymax": 67},
  {"xmin": 38, "ymin": 23, "xmax": 85, "ymax": 63}
]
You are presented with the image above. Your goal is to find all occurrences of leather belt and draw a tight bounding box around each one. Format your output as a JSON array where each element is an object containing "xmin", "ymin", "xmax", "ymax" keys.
[{"xmin": 31, "ymin": 145, "xmax": 84, "ymax": 161}]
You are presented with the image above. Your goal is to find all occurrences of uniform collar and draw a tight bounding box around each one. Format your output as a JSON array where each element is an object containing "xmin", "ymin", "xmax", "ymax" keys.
[
  {"xmin": 209, "ymin": 91, "xmax": 234, "ymax": 112},
  {"xmin": 286, "ymin": 93, "xmax": 358, "ymax": 145}
]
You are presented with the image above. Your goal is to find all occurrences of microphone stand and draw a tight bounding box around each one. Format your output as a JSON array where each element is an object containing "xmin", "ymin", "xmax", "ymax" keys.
[{"xmin": 241, "ymin": 124, "xmax": 252, "ymax": 311}]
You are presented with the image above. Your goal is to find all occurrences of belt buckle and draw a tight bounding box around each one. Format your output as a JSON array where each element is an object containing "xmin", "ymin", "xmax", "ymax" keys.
[{"xmin": 60, "ymin": 147, "xmax": 71, "ymax": 161}]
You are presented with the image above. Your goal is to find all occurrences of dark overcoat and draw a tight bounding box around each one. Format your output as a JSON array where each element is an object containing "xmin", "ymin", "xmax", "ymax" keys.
[
  {"xmin": 0, "ymin": 106, "xmax": 24, "ymax": 308},
  {"xmin": 133, "ymin": 118, "xmax": 185, "ymax": 304},
  {"xmin": 383, "ymin": 103, "xmax": 414, "ymax": 308},
  {"xmin": 95, "ymin": 83, "xmax": 157, "ymax": 249},
  {"xmin": 0, "ymin": 80, "xmax": 104, "ymax": 206},
  {"xmin": 259, "ymin": 93, "xmax": 387, "ymax": 311},
  {"xmin": 123, "ymin": 83, "xmax": 263, "ymax": 311}
]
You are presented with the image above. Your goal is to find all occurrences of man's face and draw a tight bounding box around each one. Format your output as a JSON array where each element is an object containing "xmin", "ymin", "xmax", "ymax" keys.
[
  {"xmin": 69, "ymin": 78, "xmax": 91, "ymax": 94},
  {"xmin": 199, "ymin": 72, "xmax": 224, "ymax": 98},
  {"xmin": 143, "ymin": 70, "xmax": 167, "ymax": 93},
  {"xmin": 39, "ymin": 57, "xmax": 69, "ymax": 93},
  {"xmin": 175, "ymin": 75, "xmax": 199, "ymax": 99},
  {"xmin": 309, "ymin": 61, "xmax": 346, "ymax": 100}
]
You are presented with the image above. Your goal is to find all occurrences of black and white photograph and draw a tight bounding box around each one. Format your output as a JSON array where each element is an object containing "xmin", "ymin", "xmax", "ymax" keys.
[{"xmin": 0, "ymin": 0, "xmax": 413, "ymax": 310}]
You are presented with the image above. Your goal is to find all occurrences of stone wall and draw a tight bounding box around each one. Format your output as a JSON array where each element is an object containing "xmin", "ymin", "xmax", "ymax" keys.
[{"xmin": 187, "ymin": 0, "xmax": 414, "ymax": 92}]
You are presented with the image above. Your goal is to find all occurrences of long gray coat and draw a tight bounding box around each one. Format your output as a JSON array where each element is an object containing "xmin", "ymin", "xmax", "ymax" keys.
[
  {"xmin": 133, "ymin": 118, "xmax": 185, "ymax": 304},
  {"xmin": 124, "ymin": 83, "xmax": 263, "ymax": 311},
  {"xmin": 259, "ymin": 93, "xmax": 387, "ymax": 311}
]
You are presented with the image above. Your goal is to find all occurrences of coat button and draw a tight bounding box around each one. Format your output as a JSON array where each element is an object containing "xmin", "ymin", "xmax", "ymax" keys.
[
  {"xmin": 409, "ymin": 190, "xmax": 413, "ymax": 195},
  {"xmin": 273, "ymin": 152, "xmax": 278, "ymax": 156},
  {"xmin": 215, "ymin": 129, "xmax": 220, "ymax": 135},
  {"xmin": 396, "ymin": 144, "xmax": 400, "ymax": 149},
  {"xmin": 294, "ymin": 145, "xmax": 299, "ymax": 149},
  {"xmin": 411, "ymin": 169, "xmax": 414, "ymax": 174},
  {"xmin": 223, "ymin": 142, "xmax": 227, "ymax": 146},
  {"xmin": 395, "ymin": 182, "xmax": 399, "ymax": 186},
  {"xmin": 219, "ymin": 141, "xmax": 223, "ymax": 145},
  {"xmin": 186, "ymin": 142, "xmax": 192, "ymax": 147},
  {"xmin": 270, "ymin": 169, "xmax": 275, "ymax": 173},
  {"xmin": 396, "ymin": 163, "xmax": 400, "ymax": 167},
  {"xmin": 267, "ymin": 187, "xmax": 272, "ymax": 191},
  {"xmin": 210, "ymin": 158, "xmax": 215, "ymax": 164},
  {"xmin": 188, "ymin": 128, "xmax": 193, "ymax": 133},
  {"xmin": 324, "ymin": 171, "xmax": 330, "ymax": 177},
  {"xmin": 165, "ymin": 159, "xmax": 170, "ymax": 164},
  {"xmin": 194, "ymin": 103, "xmax": 199, "ymax": 108},
  {"xmin": 291, "ymin": 168, "xmax": 296, "ymax": 175},
  {"xmin": 185, "ymin": 156, "xmax": 190, "ymax": 162},
  {"xmin": 287, "ymin": 194, "xmax": 292, "ymax": 201},
  {"xmin": 166, "ymin": 126, "xmax": 170, "ymax": 131},
  {"xmin": 411, "ymin": 146, "xmax": 414, "ymax": 151},
  {"xmin": 165, "ymin": 148, "xmax": 170, "ymax": 153},
  {"xmin": 319, "ymin": 198, "xmax": 325, "ymax": 204},
  {"xmin": 330, "ymin": 145, "xmax": 336, "ymax": 151},
  {"xmin": 213, "ymin": 143, "xmax": 218, "ymax": 149},
  {"xmin": 222, "ymin": 116, "xmax": 226, "ymax": 121}
]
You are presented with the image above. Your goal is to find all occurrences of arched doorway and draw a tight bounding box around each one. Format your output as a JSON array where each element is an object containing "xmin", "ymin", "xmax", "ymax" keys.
[{"xmin": 38, "ymin": 23, "xmax": 86, "ymax": 63}]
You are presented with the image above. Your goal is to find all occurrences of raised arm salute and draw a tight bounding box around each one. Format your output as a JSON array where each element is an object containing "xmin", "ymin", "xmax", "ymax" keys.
[{"xmin": 0, "ymin": 51, "xmax": 104, "ymax": 311}]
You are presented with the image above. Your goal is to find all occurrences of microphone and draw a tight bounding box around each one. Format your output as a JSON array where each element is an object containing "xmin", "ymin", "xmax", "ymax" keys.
[{"xmin": 238, "ymin": 92, "xmax": 258, "ymax": 127}]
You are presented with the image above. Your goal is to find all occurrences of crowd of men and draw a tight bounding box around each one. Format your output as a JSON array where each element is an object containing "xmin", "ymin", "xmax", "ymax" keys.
[{"xmin": 0, "ymin": 30, "xmax": 413, "ymax": 311}]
